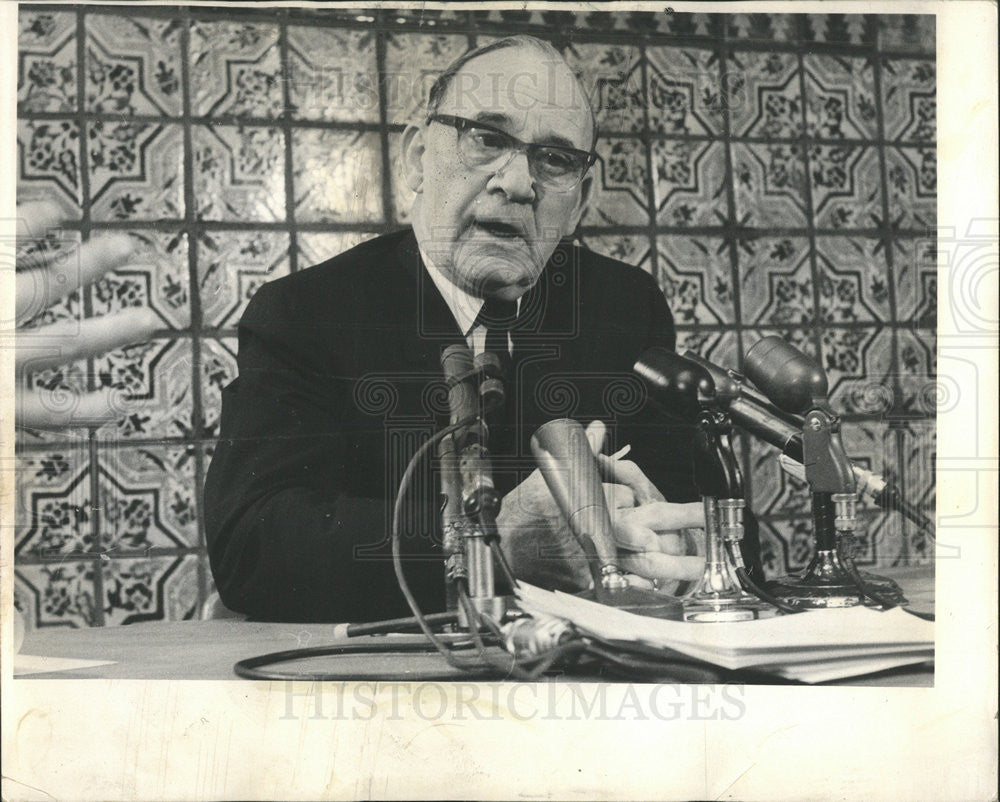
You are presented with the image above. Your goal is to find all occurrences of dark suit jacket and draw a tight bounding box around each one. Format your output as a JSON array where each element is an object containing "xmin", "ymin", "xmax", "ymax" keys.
[{"xmin": 204, "ymin": 228, "xmax": 759, "ymax": 622}]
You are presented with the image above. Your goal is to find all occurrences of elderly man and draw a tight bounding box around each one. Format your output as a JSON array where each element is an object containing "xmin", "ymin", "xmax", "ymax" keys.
[{"xmin": 204, "ymin": 35, "xmax": 761, "ymax": 622}]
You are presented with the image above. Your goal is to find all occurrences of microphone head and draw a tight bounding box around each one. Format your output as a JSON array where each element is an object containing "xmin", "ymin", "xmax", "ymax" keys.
[
  {"xmin": 441, "ymin": 343, "xmax": 475, "ymax": 381},
  {"xmin": 633, "ymin": 347, "xmax": 714, "ymax": 419},
  {"xmin": 744, "ymin": 336, "xmax": 828, "ymax": 414}
]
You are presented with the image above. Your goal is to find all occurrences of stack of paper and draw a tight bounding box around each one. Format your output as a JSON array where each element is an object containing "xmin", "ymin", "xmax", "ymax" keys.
[{"xmin": 515, "ymin": 583, "xmax": 933, "ymax": 683}]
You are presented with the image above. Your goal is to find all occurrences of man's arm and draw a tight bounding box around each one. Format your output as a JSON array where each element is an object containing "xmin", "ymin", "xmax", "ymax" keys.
[{"xmin": 204, "ymin": 282, "xmax": 406, "ymax": 622}]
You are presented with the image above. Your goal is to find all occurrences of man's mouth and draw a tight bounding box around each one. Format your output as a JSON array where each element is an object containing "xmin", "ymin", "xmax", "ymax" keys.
[{"xmin": 474, "ymin": 220, "xmax": 524, "ymax": 239}]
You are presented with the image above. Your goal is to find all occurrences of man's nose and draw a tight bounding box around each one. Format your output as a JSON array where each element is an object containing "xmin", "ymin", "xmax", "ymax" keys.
[{"xmin": 489, "ymin": 151, "xmax": 536, "ymax": 202}]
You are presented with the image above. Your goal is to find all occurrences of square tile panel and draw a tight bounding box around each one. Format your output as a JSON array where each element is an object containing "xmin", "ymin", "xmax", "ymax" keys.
[
  {"xmin": 18, "ymin": 358, "xmax": 90, "ymax": 440},
  {"xmin": 200, "ymin": 337, "xmax": 239, "ymax": 439},
  {"xmin": 673, "ymin": 328, "xmax": 739, "ymax": 370},
  {"xmin": 880, "ymin": 59, "xmax": 935, "ymax": 141},
  {"xmin": 894, "ymin": 327, "xmax": 937, "ymax": 419},
  {"xmin": 102, "ymin": 554, "xmax": 200, "ymax": 625},
  {"xmin": 746, "ymin": 433, "xmax": 813, "ymax": 520},
  {"xmin": 88, "ymin": 121, "xmax": 184, "ymax": 222},
  {"xmin": 16, "ymin": 561, "xmax": 101, "ymax": 628},
  {"xmin": 803, "ymin": 54, "xmax": 878, "ymax": 139},
  {"xmin": 820, "ymin": 326, "xmax": 895, "ymax": 415},
  {"xmin": 657, "ymin": 235, "xmax": 734, "ymax": 325},
  {"xmin": 758, "ymin": 518, "xmax": 815, "ymax": 576},
  {"xmin": 725, "ymin": 50, "xmax": 802, "ymax": 139},
  {"xmin": 85, "ymin": 13, "xmax": 184, "ymax": 116},
  {"xmin": 18, "ymin": 119, "xmax": 83, "ymax": 218},
  {"xmin": 890, "ymin": 236, "xmax": 936, "ymax": 325},
  {"xmin": 197, "ymin": 230, "xmax": 290, "ymax": 328},
  {"xmin": 93, "ymin": 338, "xmax": 195, "ymax": 440},
  {"xmin": 645, "ymin": 46, "xmax": 723, "ymax": 135},
  {"xmin": 88, "ymin": 229, "xmax": 190, "ymax": 330},
  {"xmin": 583, "ymin": 137, "xmax": 650, "ymax": 226},
  {"xmin": 736, "ymin": 236, "xmax": 812, "ymax": 325},
  {"xmin": 18, "ymin": 9, "xmax": 77, "ymax": 113},
  {"xmin": 885, "ymin": 146, "xmax": 936, "ymax": 230},
  {"xmin": 563, "ymin": 42, "xmax": 645, "ymax": 134},
  {"xmin": 814, "ymin": 235, "xmax": 891, "ymax": 324},
  {"xmin": 15, "ymin": 443, "xmax": 93, "ymax": 558},
  {"xmin": 383, "ymin": 33, "xmax": 470, "ymax": 125},
  {"xmin": 286, "ymin": 26, "xmax": 379, "ymax": 122},
  {"xmin": 731, "ymin": 142, "xmax": 808, "ymax": 227},
  {"xmin": 189, "ymin": 20, "xmax": 282, "ymax": 118},
  {"xmin": 809, "ymin": 145, "xmax": 883, "ymax": 229},
  {"xmin": 579, "ymin": 233, "xmax": 652, "ymax": 272},
  {"xmin": 297, "ymin": 232, "xmax": 380, "ymax": 270},
  {"xmin": 652, "ymin": 139, "xmax": 728, "ymax": 227},
  {"xmin": 291, "ymin": 129, "xmax": 384, "ymax": 223},
  {"xmin": 896, "ymin": 420, "xmax": 935, "ymax": 556},
  {"xmin": 96, "ymin": 444, "xmax": 199, "ymax": 553},
  {"xmin": 192, "ymin": 125, "xmax": 286, "ymax": 221}
]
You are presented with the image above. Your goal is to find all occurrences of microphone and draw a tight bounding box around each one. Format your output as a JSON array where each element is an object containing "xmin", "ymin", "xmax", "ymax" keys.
[{"xmin": 743, "ymin": 335, "xmax": 828, "ymax": 414}]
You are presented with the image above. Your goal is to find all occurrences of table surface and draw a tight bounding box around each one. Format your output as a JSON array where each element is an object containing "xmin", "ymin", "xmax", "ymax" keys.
[{"xmin": 15, "ymin": 566, "xmax": 935, "ymax": 685}]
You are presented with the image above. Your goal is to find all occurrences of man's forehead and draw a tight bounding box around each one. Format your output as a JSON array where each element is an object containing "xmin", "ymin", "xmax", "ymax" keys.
[{"xmin": 439, "ymin": 47, "xmax": 592, "ymax": 142}]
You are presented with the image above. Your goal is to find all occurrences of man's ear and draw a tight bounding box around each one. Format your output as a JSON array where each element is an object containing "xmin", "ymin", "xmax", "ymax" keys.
[{"xmin": 400, "ymin": 124, "xmax": 425, "ymax": 193}]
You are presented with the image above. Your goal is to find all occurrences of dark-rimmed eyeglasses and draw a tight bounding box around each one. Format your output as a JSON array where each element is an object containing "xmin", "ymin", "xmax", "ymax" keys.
[{"xmin": 429, "ymin": 114, "xmax": 596, "ymax": 193}]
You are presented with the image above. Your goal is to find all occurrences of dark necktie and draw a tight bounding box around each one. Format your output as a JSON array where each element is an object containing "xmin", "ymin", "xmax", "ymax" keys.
[{"xmin": 476, "ymin": 297, "xmax": 518, "ymax": 467}]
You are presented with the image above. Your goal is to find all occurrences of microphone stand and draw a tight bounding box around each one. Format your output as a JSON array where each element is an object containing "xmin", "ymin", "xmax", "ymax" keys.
[{"xmin": 683, "ymin": 405, "xmax": 775, "ymax": 622}]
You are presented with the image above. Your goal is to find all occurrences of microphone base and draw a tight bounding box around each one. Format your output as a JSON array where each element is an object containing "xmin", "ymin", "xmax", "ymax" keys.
[
  {"xmin": 766, "ymin": 550, "xmax": 908, "ymax": 609},
  {"xmin": 575, "ymin": 586, "xmax": 685, "ymax": 620}
]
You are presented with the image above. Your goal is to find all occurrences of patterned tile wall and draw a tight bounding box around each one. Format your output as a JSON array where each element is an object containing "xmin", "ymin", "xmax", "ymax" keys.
[{"xmin": 15, "ymin": 6, "xmax": 937, "ymax": 627}]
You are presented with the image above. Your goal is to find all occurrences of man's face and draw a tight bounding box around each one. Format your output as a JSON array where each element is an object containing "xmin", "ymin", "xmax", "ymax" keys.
[{"xmin": 404, "ymin": 47, "xmax": 595, "ymax": 302}]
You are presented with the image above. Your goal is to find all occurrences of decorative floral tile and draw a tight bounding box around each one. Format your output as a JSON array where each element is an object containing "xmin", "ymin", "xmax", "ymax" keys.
[
  {"xmin": 197, "ymin": 230, "xmax": 290, "ymax": 328},
  {"xmin": 897, "ymin": 420, "xmax": 935, "ymax": 561},
  {"xmin": 730, "ymin": 142, "xmax": 808, "ymax": 227},
  {"xmin": 291, "ymin": 129, "xmax": 384, "ymax": 223},
  {"xmin": 885, "ymin": 146, "xmax": 936, "ymax": 230},
  {"xmin": 18, "ymin": 357, "xmax": 90, "ymax": 440},
  {"xmin": 583, "ymin": 137, "xmax": 650, "ymax": 226},
  {"xmin": 192, "ymin": 125, "xmax": 286, "ymax": 221},
  {"xmin": 96, "ymin": 444, "xmax": 199, "ymax": 553},
  {"xmin": 579, "ymin": 234, "xmax": 652, "ymax": 271},
  {"xmin": 88, "ymin": 229, "xmax": 189, "ymax": 329},
  {"xmin": 746, "ymin": 432, "xmax": 814, "ymax": 520},
  {"xmin": 657, "ymin": 235, "xmax": 734, "ymax": 325},
  {"xmin": 652, "ymin": 139, "xmax": 728, "ymax": 227},
  {"xmin": 726, "ymin": 13, "xmax": 803, "ymax": 42},
  {"xmin": 673, "ymin": 329, "xmax": 739, "ymax": 371},
  {"xmin": 297, "ymin": 232, "xmax": 380, "ymax": 271},
  {"xmin": 758, "ymin": 518, "xmax": 815, "ymax": 575},
  {"xmin": 286, "ymin": 26, "xmax": 379, "ymax": 122},
  {"xmin": 88, "ymin": 122, "xmax": 184, "ymax": 222},
  {"xmin": 894, "ymin": 327, "xmax": 937, "ymax": 419},
  {"xmin": 736, "ymin": 236, "xmax": 812, "ymax": 325},
  {"xmin": 189, "ymin": 20, "xmax": 282, "ymax": 118},
  {"xmin": 814, "ymin": 236, "xmax": 891, "ymax": 324},
  {"xmin": 878, "ymin": 16, "xmax": 935, "ymax": 55},
  {"xmin": 18, "ymin": 119, "xmax": 83, "ymax": 217},
  {"xmin": 94, "ymin": 338, "xmax": 195, "ymax": 440},
  {"xmin": 820, "ymin": 326, "xmax": 895, "ymax": 415},
  {"xmin": 810, "ymin": 145, "xmax": 882, "ymax": 230},
  {"xmin": 102, "ymin": 554, "xmax": 200, "ymax": 625},
  {"xmin": 563, "ymin": 42, "xmax": 645, "ymax": 134},
  {"xmin": 383, "ymin": 33, "xmax": 470, "ymax": 124},
  {"xmin": 387, "ymin": 131, "xmax": 414, "ymax": 224},
  {"xmin": 801, "ymin": 14, "xmax": 879, "ymax": 46},
  {"xmin": 803, "ymin": 55, "xmax": 878, "ymax": 139},
  {"xmin": 880, "ymin": 59, "xmax": 935, "ymax": 141},
  {"xmin": 200, "ymin": 338, "xmax": 239, "ymax": 439},
  {"xmin": 16, "ymin": 561, "xmax": 100, "ymax": 628},
  {"xmin": 15, "ymin": 444, "xmax": 93, "ymax": 558},
  {"xmin": 645, "ymin": 46, "xmax": 723, "ymax": 135},
  {"xmin": 890, "ymin": 236, "xmax": 936, "ymax": 325},
  {"xmin": 85, "ymin": 14, "xmax": 183, "ymax": 116},
  {"xmin": 725, "ymin": 50, "xmax": 802, "ymax": 139},
  {"xmin": 18, "ymin": 10, "xmax": 77, "ymax": 113}
]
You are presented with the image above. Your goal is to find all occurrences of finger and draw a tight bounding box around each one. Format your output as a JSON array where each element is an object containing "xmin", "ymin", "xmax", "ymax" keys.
[
  {"xmin": 621, "ymin": 551, "xmax": 705, "ymax": 583},
  {"xmin": 624, "ymin": 501, "xmax": 705, "ymax": 532},
  {"xmin": 602, "ymin": 482, "xmax": 635, "ymax": 511},
  {"xmin": 584, "ymin": 419, "xmax": 606, "ymax": 455},
  {"xmin": 595, "ymin": 454, "xmax": 666, "ymax": 505},
  {"xmin": 15, "ymin": 307, "xmax": 161, "ymax": 371},
  {"xmin": 17, "ymin": 233, "xmax": 135, "ymax": 320},
  {"xmin": 17, "ymin": 386, "xmax": 127, "ymax": 429},
  {"xmin": 16, "ymin": 200, "xmax": 64, "ymax": 239},
  {"xmin": 621, "ymin": 573, "xmax": 655, "ymax": 591}
]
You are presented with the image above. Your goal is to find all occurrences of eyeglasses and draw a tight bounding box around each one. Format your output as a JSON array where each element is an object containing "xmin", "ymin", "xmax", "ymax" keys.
[{"xmin": 429, "ymin": 114, "xmax": 596, "ymax": 192}]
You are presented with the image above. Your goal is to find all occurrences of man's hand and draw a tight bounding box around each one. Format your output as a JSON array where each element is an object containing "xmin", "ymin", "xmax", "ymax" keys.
[{"xmin": 12, "ymin": 200, "xmax": 162, "ymax": 428}]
